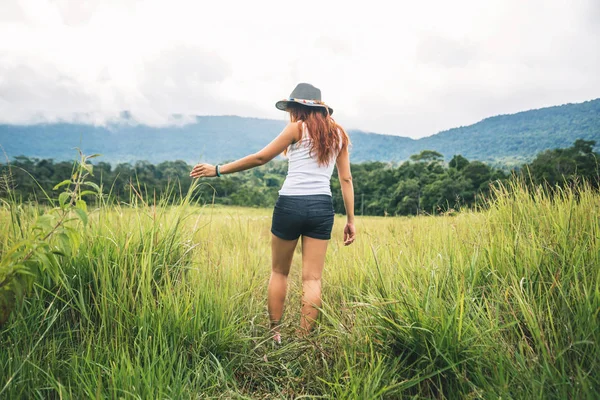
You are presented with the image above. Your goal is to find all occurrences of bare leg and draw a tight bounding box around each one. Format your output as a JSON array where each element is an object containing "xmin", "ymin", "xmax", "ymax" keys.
[
  {"xmin": 268, "ymin": 234, "xmax": 298, "ymax": 337},
  {"xmin": 299, "ymin": 235, "xmax": 329, "ymax": 335}
]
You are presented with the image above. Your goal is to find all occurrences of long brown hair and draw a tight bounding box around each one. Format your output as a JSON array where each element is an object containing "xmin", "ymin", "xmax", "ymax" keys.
[{"xmin": 287, "ymin": 103, "xmax": 350, "ymax": 166}]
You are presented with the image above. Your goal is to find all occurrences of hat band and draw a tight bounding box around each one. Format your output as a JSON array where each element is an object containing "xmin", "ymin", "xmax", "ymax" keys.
[{"xmin": 285, "ymin": 98, "xmax": 326, "ymax": 106}]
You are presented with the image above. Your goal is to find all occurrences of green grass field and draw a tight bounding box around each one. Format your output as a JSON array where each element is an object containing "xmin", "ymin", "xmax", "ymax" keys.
[{"xmin": 0, "ymin": 180, "xmax": 599, "ymax": 399}]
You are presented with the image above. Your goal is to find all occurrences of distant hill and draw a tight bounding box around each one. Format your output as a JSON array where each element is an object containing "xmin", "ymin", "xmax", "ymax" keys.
[
  {"xmin": 418, "ymin": 99, "xmax": 600, "ymax": 165},
  {"xmin": 0, "ymin": 99, "xmax": 598, "ymax": 165}
]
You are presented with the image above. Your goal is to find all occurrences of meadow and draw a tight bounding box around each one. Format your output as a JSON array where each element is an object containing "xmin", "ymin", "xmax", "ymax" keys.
[{"xmin": 0, "ymin": 178, "xmax": 599, "ymax": 399}]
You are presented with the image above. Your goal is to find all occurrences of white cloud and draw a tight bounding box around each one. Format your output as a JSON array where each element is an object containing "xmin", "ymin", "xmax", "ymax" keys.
[{"xmin": 0, "ymin": 0, "xmax": 598, "ymax": 137}]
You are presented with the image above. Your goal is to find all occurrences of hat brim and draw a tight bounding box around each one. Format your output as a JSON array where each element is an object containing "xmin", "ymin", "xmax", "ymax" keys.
[{"xmin": 275, "ymin": 99, "xmax": 334, "ymax": 115}]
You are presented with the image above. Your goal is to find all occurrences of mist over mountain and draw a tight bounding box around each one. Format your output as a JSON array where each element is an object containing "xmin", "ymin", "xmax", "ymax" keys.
[{"xmin": 1, "ymin": 99, "xmax": 598, "ymax": 166}]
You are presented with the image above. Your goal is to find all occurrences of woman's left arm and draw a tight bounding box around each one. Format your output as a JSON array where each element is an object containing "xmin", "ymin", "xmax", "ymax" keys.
[{"xmin": 190, "ymin": 122, "xmax": 299, "ymax": 178}]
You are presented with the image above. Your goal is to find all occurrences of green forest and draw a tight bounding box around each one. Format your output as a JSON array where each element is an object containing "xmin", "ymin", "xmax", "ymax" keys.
[{"xmin": 1, "ymin": 139, "xmax": 598, "ymax": 216}]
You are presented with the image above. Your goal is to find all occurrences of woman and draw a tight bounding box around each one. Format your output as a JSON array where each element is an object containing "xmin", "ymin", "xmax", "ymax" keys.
[{"xmin": 190, "ymin": 83, "xmax": 356, "ymax": 342}]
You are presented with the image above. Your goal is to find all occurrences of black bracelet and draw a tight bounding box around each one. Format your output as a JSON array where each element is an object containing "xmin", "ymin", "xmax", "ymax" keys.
[{"xmin": 216, "ymin": 165, "xmax": 222, "ymax": 177}]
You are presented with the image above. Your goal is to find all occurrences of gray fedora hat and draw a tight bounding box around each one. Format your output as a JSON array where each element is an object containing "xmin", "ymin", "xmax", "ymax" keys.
[{"xmin": 275, "ymin": 83, "xmax": 334, "ymax": 115}]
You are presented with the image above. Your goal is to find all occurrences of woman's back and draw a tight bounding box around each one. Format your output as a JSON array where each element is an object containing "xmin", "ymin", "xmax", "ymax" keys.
[{"xmin": 279, "ymin": 123, "xmax": 340, "ymax": 196}]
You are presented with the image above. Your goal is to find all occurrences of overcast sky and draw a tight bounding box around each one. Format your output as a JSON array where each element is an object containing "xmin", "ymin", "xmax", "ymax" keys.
[{"xmin": 0, "ymin": 0, "xmax": 598, "ymax": 138}]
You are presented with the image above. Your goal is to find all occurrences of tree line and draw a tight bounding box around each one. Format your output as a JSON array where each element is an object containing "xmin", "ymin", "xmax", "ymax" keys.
[{"xmin": 1, "ymin": 139, "xmax": 598, "ymax": 216}]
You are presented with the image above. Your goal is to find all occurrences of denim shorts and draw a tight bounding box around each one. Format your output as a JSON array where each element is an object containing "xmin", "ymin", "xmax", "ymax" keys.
[{"xmin": 271, "ymin": 195, "xmax": 335, "ymax": 240}]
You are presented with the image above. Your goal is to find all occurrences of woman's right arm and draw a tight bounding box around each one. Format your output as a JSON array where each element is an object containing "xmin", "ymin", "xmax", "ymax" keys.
[
  {"xmin": 335, "ymin": 144, "xmax": 356, "ymax": 246},
  {"xmin": 190, "ymin": 122, "xmax": 300, "ymax": 178}
]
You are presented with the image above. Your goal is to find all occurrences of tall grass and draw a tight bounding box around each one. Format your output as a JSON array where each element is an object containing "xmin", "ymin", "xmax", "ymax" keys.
[{"xmin": 0, "ymin": 179, "xmax": 598, "ymax": 399}]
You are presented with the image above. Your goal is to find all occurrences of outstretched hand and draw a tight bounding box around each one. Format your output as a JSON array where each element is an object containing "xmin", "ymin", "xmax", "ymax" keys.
[
  {"xmin": 190, "ymin": 163, "xmax": 217, "ymax": 178},
  {"xmin": 343, "ymin": 222, "xmax": 356, "ymax": 246}
]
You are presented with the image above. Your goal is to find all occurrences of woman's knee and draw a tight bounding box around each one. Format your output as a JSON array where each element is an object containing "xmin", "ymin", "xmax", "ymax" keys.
[
  {"xmin": 271, "ymin": 267, "xmax": 290, "ymax": 277},
  {"xmin": 302, "ymin": 273, "xmax": 321, "ymax": 283}
]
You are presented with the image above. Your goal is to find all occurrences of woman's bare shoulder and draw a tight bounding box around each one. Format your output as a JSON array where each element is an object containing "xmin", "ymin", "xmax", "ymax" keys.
[{"xmin": 283, "ymin": 120, "xmax": 303, "ymax": 143}]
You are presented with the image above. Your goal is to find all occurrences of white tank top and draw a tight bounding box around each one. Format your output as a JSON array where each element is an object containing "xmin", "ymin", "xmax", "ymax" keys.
[{"xmin": 279, "ymin": 123, "xmax": 341, "ymax": 196}]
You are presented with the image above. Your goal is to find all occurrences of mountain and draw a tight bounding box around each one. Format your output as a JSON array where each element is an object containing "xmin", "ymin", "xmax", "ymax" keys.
[
  {"xmin": 1, "ymin": 99, "xmax": 598, "ymax": 165},
  {"xmin": 418, "ymin": 99, "xmax": 600, "ymax": 165}
]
